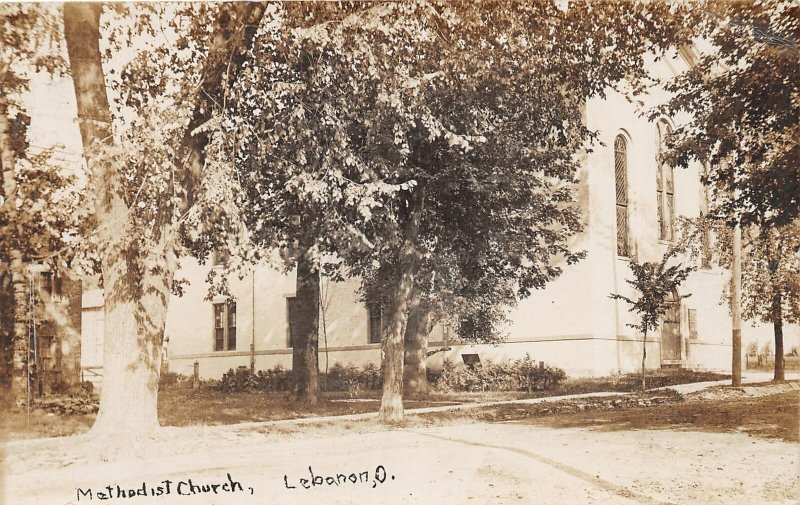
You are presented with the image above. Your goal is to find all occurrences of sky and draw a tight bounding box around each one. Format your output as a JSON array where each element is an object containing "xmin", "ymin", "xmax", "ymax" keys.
[{"xmin": 25, "ymin": 72, "xmax": 84, "ymax": 173}]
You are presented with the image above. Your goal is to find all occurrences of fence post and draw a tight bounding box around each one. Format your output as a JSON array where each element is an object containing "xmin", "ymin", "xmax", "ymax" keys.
[{"xmin": 193, "ymin": 361, "xmax": 200, "ymax": 390}]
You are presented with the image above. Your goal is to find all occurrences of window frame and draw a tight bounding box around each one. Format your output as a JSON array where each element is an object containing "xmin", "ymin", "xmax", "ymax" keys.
[
  {"xmin": 212, "ymin": 300, "xmax": 237, "ymax": 351},
  {"xmin": 657, "ymin": 121, "xmax": 676, "ymax": 242},
  {"xmin": 613, "ymin": 134, "xmax": 630, "ymax": 257}
]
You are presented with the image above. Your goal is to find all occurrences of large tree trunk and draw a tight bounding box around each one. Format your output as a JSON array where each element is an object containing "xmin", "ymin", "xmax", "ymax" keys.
[
  {"xmin": 64, "ymin": 3, "xmax": 267, "ymax": 444},
  {"xmin": 379, "ymin": 183, "xmax": 426, "ymax": 423},
  {"xmin": 403, "ymin": 293, "xmax": 432, "ymax": 397},
  {"xmin": 0, "ymin": 102, "xmax": 29, "ymax": 402},
  {"xmin": 772, "ymin": 291, "xmax": 784, "ymax": 381},
  {"xmin": 64, "ymin": 3, "xmax": 167, "ymax": 439},
  {"xmin": 292, "ymin": 251, "xmax": 320, "ymax": 404}
]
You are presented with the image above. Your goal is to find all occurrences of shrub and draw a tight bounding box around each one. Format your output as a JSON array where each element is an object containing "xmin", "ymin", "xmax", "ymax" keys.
[
  {"xmin": 323, "ymin": 362, "xmax": 381, "ymax": 397},
  {"xmin": 431, "ymin": 354, "xmax": 566, "ymax": 393},
  {"xmin": 217, "ymin": 363, "xmax": 382, "ymax": 395}
]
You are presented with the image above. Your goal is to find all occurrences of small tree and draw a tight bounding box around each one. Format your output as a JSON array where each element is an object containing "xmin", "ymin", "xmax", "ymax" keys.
[{"xmin": 610, "ymin": 249, "xmax": 693, "ymax": 391}]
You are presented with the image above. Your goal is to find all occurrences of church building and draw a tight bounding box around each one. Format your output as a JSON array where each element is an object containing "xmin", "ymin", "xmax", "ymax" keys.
[{"xmin": 80, "ymin": 49, "xmax": 798, "ymax": 382}]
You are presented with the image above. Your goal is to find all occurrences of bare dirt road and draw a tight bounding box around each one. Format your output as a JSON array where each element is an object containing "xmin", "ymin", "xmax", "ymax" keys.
[{"xmin": 3, "ymin": 416, "xmax": 797, "ymax": 505}]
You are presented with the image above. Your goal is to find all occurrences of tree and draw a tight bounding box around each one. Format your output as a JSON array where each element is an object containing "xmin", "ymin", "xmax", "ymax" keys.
[
  {"xmin": 656, "ymin": 0, "xmax": 798, "ymax": 228},
  {"xmin": 695, "ymin": 218, "xmax": 800, "ymax": 381},
  {"xmin": 743, "ymin": 223, "xmax": 800, "ymax": 381},
  {"xmin": 610, "ymin": 249, "xmax": 693, "ymax": 391},
  {"xmin": 211, "ymin": 1, "xmax": 697, "ymax": 422},
  {"xmin": 655, "ymin": 0, "xmax": 798, "ymax": 383},
  {"xmin": 205, "ymin": 3, "xmax": 392, "ymax": 404},
  {"xmin": 0, "ymin": 3, "xmax": 75, "ymax": 398},
  {"xmin": 63, "ymin": 2, "xmax": 267, "ymax": 443},
  {"xmin": 363, "ymin": 239, "xmax": 524, "ymax": 397}
]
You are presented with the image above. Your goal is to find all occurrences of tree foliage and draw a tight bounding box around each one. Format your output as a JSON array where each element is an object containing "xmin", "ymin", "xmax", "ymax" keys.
[
  {"xmin": 611, "ymin": 250, "xmax": 694, "ymax": 337},
  {"xmin": 203, "ymin": 0, "xmax": 698, "ymax": 420},
  {"xmin": 0, "ymin": 3, "xmax": 76, "ymax": 272},
  {"xmin": 655, "ymin": 0, "xmax": 799, "ymax": 227}
]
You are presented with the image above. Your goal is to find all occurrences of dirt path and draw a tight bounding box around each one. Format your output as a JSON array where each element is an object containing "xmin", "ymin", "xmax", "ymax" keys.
[
  {"xmin": 3, "ymin": 380, "xmax": 798, "ymax": 505},
  {"xmin": 3, "ymin": 414, "xmax": 797, "ymax": 505}
]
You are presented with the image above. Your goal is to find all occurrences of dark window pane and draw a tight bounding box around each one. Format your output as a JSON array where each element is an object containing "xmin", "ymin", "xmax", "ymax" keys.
[
  {"xmin": 212, "ymin": 250, "xmax": 229, "ymax": 266},
  {"xmin": 40, "ymin": 272, "xmax": 53, "ymax": 297},
  {"xmin": 616, "ymin": 205, "xmax": 629, "ymax": 257},
  {"xmin": 215, "ymin": 328, "xmax": 225, "ymax": 351},
  {"xmin": 228, "ymin": 327, "xmax": 236, "ymax": 351},
  {"xmin": 228, "ymin": 302, "xmax": 236, "ymax": 328},
  {"xmin": 667, "ymin": 193, "xmax": 675, "ymax": 241},
  {"xmin": 368, "ymin": 305, "xmax": 382, "ymax": 344}
]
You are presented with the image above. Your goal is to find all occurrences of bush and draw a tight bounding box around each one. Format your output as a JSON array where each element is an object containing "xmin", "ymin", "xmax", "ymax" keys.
[
  {"xmin": 217, "ymin": 363, "xmax": 382, "ymax": 395},
  {"xmin": 220, "ymin": 366, "xmax": 279, "ymax": 393},
  {"xmin": 431, "ymin": 354, "xmax": 566, "ymax": 393},
  {"xmin": 323, "ymin": 362, "xmax": 381, "ymax": 397}
]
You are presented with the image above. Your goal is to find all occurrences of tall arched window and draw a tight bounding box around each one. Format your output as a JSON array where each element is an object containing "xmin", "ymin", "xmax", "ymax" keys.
[
  {"xmin": 614, "ymin": 135, "xmax": 629, "ymax": 256},
  {"xmin": 657, "ymin": 121, "xmax": 675, "ymax": 241}
]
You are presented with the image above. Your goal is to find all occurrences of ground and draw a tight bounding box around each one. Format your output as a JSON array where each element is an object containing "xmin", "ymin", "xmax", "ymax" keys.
[
  {"xmin": 746, "ymin": 354, "xmax": 800, "ymax": 373},
  {"xmin": 2, "ymin": 369, "xmax": 729, "ymax": 441},
  {"xmin": 2, "ymin": 383, "xmax": 797, "ymax": 505}
]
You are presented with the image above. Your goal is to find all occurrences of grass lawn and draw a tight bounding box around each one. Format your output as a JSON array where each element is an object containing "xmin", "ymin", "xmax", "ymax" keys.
[
  {"xmin": 746, "ymin": 354, "xmax": 800, "ymax": 372},
  {"xmin": 0, "ymin": 369, "xmax": 732, "ymax": 441},
  {"xmin": 1, "ymin": 408, "xmax": 95, "ymax": 442},
  {"xmin": 157, "ymin": 389, "xmax": 456, "ymax": 427},
  {"xmin": 443, "ymin": 390, "xmax": 799, "ymax": 442}
]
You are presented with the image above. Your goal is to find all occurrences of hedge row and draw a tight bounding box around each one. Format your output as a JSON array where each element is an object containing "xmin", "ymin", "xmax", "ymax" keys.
[
  {"xmin": 430, "ymin": 354, "xmax": 566, "ymax": 393},
  {"xmin": 212, "ymin": 354, "xmax": 565, "ymax": 395},
  {"xmin": 218, "ymin": 362, "xmax": 381, "ymax": 395}
]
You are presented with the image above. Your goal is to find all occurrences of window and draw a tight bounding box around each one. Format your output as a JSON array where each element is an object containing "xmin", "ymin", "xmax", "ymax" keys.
[
  {"xmin": 614, "ymin": 135, "xmax": 630, "ymax": 257},
  {"xmin": 368, "ymin": 304, "xmax": 382, "ymax": 344},
  {"xmin": 657, "ymin": 121, "xmax": 675, "ymax": 242},
  {"xmin": 39, "ymin": 271, "xmax": 63, "ymax": 299},
  {"xmin": 213, "ymin": 301, "xmax": 236, "ymax": 351},
  {"xmin": 212, "ymin": 249, "xmax": 229, "ymax": 267},
  {"xmin": 286, "ymin": 296, "xmax": 299, "ymax": 348}
]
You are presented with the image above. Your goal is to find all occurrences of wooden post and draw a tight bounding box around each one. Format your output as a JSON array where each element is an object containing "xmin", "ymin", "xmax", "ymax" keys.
[
  {"xmin": 731, "ymin": 223, "xmax": 743, "ymax": 387},
  {"xmin": 250, "ymin": 273, "xmax": 256, "ymax": 373},
  {"xmin": 192, "ymin": 361, "xmax": 200, "ymax": 390}
]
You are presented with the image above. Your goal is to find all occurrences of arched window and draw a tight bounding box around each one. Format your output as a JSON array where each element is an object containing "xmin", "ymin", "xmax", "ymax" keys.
[
  {"xmin": 657, "ymin": 121, "xmax": 675, "ymax": 241},
  {"xmin": 614, "ymin": 135, "xmax": 629, "ymax": 256}
]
